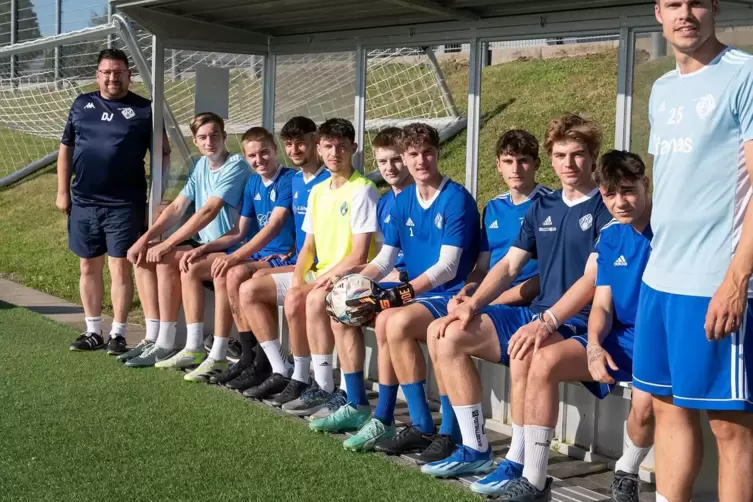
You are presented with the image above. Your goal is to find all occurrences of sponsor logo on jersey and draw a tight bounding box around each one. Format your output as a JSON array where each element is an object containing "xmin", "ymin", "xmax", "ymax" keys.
[
  {"xmin": 340, "ymin": 201, "xmax": 348, "ymax": 216},
  {"xmin": 655, "ymin": 135, "xmax": 693, "ymax": 155},
  {"xmin": 434, "ymin": 213, "xmax": 443, "ymax": 230},
  {"xmin": 579, "ymin": 214, "xmax": 593, "ymax": 231},
  {"xmin": 614, "ymin": 255, "xmax": 628, "ymax": 267},
  {"xmin": 257, "ymin": 212, "xmax": 270, "ymax": 227},
  {"xmin": 120, "ymin": 107, "xmax": 135, "ymax": 120},
  {"xmin": 84, "ymin": 102, "xmax": 95, "ymax": 110},
  {"xmin": 695, "ymin": 93, "xmax": 716, "ymax": 119},
  {"xmin": 489, "ymin": 220, "xmax": 499, "ymax": 229}
]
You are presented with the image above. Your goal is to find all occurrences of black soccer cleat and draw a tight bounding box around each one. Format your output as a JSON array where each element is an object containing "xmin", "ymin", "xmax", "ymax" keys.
[
  {"xmin": 227, "ymin": 338, "xmax": 243, "ymax": 360},
  {"xmin": 210, "ymin": 360, "xmax": 251, "ymax": 385},
  {"xmin": 415, "ymin": 434, "xmax": 456, "ymax": 464},
  {"xmin": 69, "ymin": 332, "xmax": 105, "ymax": 352},
  {"xmin": 610, "ymin": 470, "xmax": 640, "ymax": 502},
  {"xmin": 225, "ymin": 355, "xmax": 271, "ymax": 391},
  {"xmin": 374, "ymin": 425, "xmax": 436, "ymax": 455},
  {"xmin": 243, "ymin": 373, "xmax": 290, "ymax": 400},
  {"xmin": 106, "ymin": 335, "xmax": 128, "ymax": 355},
  {"xmin": 267, "ymin": 379, "xmax": 309, "ymax": 407}
]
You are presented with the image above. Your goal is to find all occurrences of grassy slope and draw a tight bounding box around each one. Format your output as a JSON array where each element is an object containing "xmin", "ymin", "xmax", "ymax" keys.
[
  {"xmin": 0, "ymin": 303, "xmax": 478, "ymax": 502},
  {"xmin": 0, "ymin": 49, "xmax": 668, "ymax": 321}
]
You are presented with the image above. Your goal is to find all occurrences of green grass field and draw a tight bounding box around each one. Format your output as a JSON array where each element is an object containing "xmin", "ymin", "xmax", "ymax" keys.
[{"xmin": 0, "ymin": 302, "xmax": 478, "ymax": 502}]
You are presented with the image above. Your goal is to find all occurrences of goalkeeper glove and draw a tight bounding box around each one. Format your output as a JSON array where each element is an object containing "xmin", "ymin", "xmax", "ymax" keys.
[{"xmin": 346, "ymin": 282, "xmax": 416, "ymax": 312}]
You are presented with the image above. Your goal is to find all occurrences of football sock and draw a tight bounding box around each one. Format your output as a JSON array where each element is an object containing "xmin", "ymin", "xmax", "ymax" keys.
[
  {"xmin": 374, "ymin": 383, "xmax": 399, "ymax": 425},
  {"xmin": 312, "ymin": 354, "xmax": 335, "ymax": 393},
  {"xmin": 260, "ymin": 340, "xmax": 290, "ymax": 376},
  {"xmin": 344, "ymin": 371, "xmax": 368, "ymax": 407},
  {"xmin": 85, "ymin": 316, "xmax": 102, "ymax": 335},
  {"xmin": 292, "ymin": 356, "xmax": 311, "ymax": 384},
  {"xmin": 453, "ymin": 403, "xmax": 489, "ymax": 453},
  {"xmin": 522, "ymin": 425, "xmax": 555, "ymax": 491},
  {"xmin": 145, "ymin": 319, "xmax": 160, "ymax": 343},
  {"xmin": 109, "ymin": 321, "xmax": 127, "ymax": 337},
  {"xmin": 238, "ymin": 330, "xmax": 257, "ymax": 364},
  {"xmin": 208, "ymin": 336, "xmax": 229, "ymax": 361},
  {"xmin": 438, "ymin": 395, "xmax": 461, "ymax": 443},
  {"xmin": 185, "ymin": 323, "xmax": 204, "ymax": 351},
  {"xmin": 614, "ymin": 434, "xmax": 652, "ymax": 475},
  {"xmin": 401, "ymin": 380, "xmax": 434, "ymax": 434},
  {"xmin": 506, "ymin": 422, "xmax": 525, "ymax": 465},
  {"xmin": 155, "ymin": 321, "xmax": 177, "ymax": 350}
]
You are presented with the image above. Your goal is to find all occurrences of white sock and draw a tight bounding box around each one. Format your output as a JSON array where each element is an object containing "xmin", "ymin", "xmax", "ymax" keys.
[
  {"xmin": 145, "ymin": 319, "xmax": 160, "ymax": 343},
  {"xmin": 453, "ymin": 403, "xmax": 489, "ymax": 453},
  {"xmin": 85, "ymin": 316, "xmax": 102, "ymax": 335},
  {"xmin": 506, "ymin": 422, "xmax": 525, "ymax": 465},
  {"xmin": 109, "ymin": 321, "xmax": 127, "ymax": 337},
  {"xmin": 312, "ymin": 354, "xmax": 334, "ymax": 393},
  {"xmin": 261, "ymin": 340, "xmax": 290, "ymax": 376},
  {"xmin": 292, "ymin": 356, "xmax": 311, "ymax": 384},
  {"xmin": 522, "ymin": 425, "xmax": 555, "ymax": 491},
  {"xmin": 155, "ymin": 321, "xmax": 177, "ymax": 350},
  {"xmin": 614, "ymin": 434, "xmax": 652, "ymax": 475},
  {"xmin": 209, "ymin": 336, "xmax": 229, "ymax": 361},
  {"xmin": 656, "ymin": 494, "xmax": 669, "ymax": 502},
  {"xmin": 186, "ymin": 323, "xmax": 204, "ymax": 351}
]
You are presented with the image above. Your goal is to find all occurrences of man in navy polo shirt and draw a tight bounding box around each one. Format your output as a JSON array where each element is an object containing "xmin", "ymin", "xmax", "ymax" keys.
[{"xmin": 57, "ymin": 48, "xmax": 170, "ymax": 355}]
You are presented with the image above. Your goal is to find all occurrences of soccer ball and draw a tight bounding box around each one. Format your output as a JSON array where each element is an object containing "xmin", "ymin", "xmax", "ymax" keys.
[{"xmin": 326, "ymin": 274, "xmax": 379, "ymax": 326}]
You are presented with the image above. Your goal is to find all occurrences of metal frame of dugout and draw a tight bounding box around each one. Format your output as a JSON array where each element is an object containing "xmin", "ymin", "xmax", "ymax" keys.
[{"xmin": 104, "ymin": 1, "xmax": 753, "ymax": 499}]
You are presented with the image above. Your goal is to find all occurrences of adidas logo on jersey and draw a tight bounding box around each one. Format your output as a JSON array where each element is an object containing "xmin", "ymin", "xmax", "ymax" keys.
[
  {"xmin": 84, "ymin": 102, "xmax": 95, "ymax": 109},
  {"xmin": 539, "ymin": 215, "xmax": 556, "ymax": 232},
  {"xmin": 614, "ymin": 255, "xmax": 628, "ymax": 267},
  {"xmin": 294, "ymin": 191, "xmax": 299, "ymax": 199},
  {"xmin": 384, "ymin": 214, "xmax": 391, "ymax": 224},
  {"xmin": 406, "ymin": 218, "xmax": 415, "ymax": 227},
  {"xmin": 543, "ymin": 216, "xmax": 552, "ymax": 226},
  {"xmin": 254, "ymin": 193, "xmax": 262, "ymax": 201},
  {"xmin": 489, "ymin": 220, "xmax": 499, "ymax": 229}
]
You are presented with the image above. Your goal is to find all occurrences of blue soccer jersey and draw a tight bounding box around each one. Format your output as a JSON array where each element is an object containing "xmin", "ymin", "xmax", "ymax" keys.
[
  {"xmin": 240, "ymin": 166, "xmax": 296, "ymax": 256},
  {"xmin": 595, "ymin": 222, "xmax": 653, "ymax": 327},
  {"xmin": 481, "ymin": 184, "xmax": 552, "ymax": 285},
  {"xmin": 61, "ymin": 91, "xmax": 152, "ymax": 207},
  {"xmin": 513, "ymin": 188, "xmax": 612, "ymax": 321},
  {"xmin": 378, "ymin": 190, "xmax": 407, "ymax": 273},
  {"xmin": 383, "ymin": 177, "xmax": 480, "ymax": 293},
  {"xmin": 291, "ymin": 166, "xmax": 330, "ymax": 255},
  {"xmin": 645, "ymin": 47, "xmax": 753, "ymax": 297}
]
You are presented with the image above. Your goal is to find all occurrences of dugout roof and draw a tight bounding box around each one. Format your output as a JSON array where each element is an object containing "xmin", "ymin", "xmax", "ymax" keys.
[{"xmin": 112, "ymin": 0, "xmax": 753, "ymax": 54}]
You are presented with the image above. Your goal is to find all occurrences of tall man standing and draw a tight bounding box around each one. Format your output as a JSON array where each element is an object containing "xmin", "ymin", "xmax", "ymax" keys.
[
  {"xmin": 57, "ymin": 48, "xmax": 170, "ymax": 354},
  {"xmin": 633, "ymin": 1, "xmax": 753, "ymax": 500}
]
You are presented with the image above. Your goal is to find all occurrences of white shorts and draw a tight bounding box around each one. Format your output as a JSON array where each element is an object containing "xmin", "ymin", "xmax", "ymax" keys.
[{"xmin": 270, "ymin": 271, "xmax": 316, "ymax": 306}]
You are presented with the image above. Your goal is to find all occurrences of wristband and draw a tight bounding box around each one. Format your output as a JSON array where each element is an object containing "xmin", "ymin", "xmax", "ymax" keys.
[
  {"xmin": 543, "ymin": 309, "xmax": 560, "ymax": 329},
  {"xmin": 538, "ymin": 316, "xmax": 555, "ymax": 334}
]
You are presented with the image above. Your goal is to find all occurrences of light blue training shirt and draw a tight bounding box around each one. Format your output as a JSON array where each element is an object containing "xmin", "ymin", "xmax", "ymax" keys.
[{"xmin": 644, "ymin": 46, "xmax": 753, "ymax": 297}]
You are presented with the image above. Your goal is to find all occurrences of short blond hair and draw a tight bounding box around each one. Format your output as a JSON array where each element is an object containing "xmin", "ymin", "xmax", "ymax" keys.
[
  {"xmin": 189, "ymin": 112, "xmax": 225, "ymax": 137},
  {"xmin": 543, "ymin": 113, "xmax": 602, "ymax": 160}
]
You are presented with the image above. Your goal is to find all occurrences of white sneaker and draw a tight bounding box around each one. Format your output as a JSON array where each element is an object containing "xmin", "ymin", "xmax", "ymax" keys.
[
  {"xmin": 154, "ymin": 348, "xmax": 206, "ymax": 370},
  {"xmin": 184, "ymin": 358, "xmax": 229, "ymax": 382}
]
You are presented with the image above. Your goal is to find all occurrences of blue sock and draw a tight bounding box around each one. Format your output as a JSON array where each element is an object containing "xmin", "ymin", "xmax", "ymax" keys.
[
  {"xmin": 374, "ymin": 383, "xmax": 399, "ymax": 425},
  {"xmin": 438, "ymin": 395, "xmax": 461, "ymax": 443},
  {"xmin": 344, "ymin": 371, "xmax": 368, "ymax": 407},
  {"xmin": 401, "ymin": 380, "xmax": 434, "ymax": 434}
]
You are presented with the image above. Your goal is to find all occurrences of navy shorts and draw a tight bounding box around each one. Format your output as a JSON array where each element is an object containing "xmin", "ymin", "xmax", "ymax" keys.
[
  {"xmin": 572, "ymin": 324, "xmax": 634, "ymax": 399},
  {"xmin": 481, "ymin": 304, "xmax": 588, "ymax": 366},
  {"xmin": 68, "ymin": 204, "xmax": 144, "ymax": 259},
  {"xmin": 633, "ymin": 282, "xmax": 753, "ymax": 411}
]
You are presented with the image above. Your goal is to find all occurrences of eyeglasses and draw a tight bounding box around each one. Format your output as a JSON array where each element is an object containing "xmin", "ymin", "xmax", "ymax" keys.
[{"xmin": 98, "ymin": 70, "xmax": 128, "ymax": 78}]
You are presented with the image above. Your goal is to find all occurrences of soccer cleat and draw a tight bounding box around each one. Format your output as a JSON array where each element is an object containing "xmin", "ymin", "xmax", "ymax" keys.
[
  {"xmin": 493, "ymin": 477, "xmax": 553, "ymax": 501},
  {"xmin": 343, "ymin": 417, "xmax": 396, "ymax": 452},
  {"xmin": 184, "ymin": 358, "xmax": 228, "ymax": 382},
  {"xmin": 283, "ymin": 382, "xmax": 331, "ymax": 416},
  {"xmin": 471, "ymin": 459, "xmax": 524, "ymax": 496},
  {"xmin": 227, "ymin": 338, "xmax": 243, "ymax": 360},
  {"xmin": 610, "ymin": 470, "xmax": 640, "ymax": 502},
  {"xmin": 421, "ymin": 445, "xmax": 494, "ymax": 478},
  {"xmin": 415, "ymin": 434, "xmax": 456, "ymax": 464},
  {"xmin": 309, "ymin": 388, "xmax": 348, "ymax": 420},
  {"xmin": 309, "ymin": 403, "xmax": 371, "ymax": 433},
  {"xmin": 210, "ymin": 360, "xmax": 250, "ymax": 385},
  {"xmin": 225, "ymin": 351, "xmax": 272, "ymax": 391},
  {"xmin": 203, "ymin": 334, "xmax": 214, "ymax": 352},
  {"xmin": 69, "ymin": 332, "xmax": 105, "ymax": 351},
  {"xmin": 106, "ymin": 335, "xmax": 127, "ymax": 355},
  {"xmin": 116, "ymin": 339, "xmax": 153, "ymax": 362},
  {"xmin": 267, "ymin": 379, "xmax": 309, "ymax": 407},
  {"xmin": 154, "ymin": 348, "xmax": 206, "ymax": 370},
  {"xmin": 124, "ymin": 345, "xmax": 176, "ymax": 368},
  {"xmin": 243, "ymin": 373, "xmax": 289, "ymax": 400},
  {"xmin": 374, "ymin": 425, "xmax": 435, "ymax": 455}
]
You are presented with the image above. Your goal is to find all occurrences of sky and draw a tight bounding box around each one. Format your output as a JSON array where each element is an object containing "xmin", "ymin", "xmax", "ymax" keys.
[{"xmin": 28, "ymin": 0, "xmax": 108, "ymax": 37}]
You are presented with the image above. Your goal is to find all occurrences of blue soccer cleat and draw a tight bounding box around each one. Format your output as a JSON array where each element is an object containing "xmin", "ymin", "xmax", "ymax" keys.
[
  {"xmin": 470, "ymin": 458, "xmax": 524, "ymax": 496},
  {"xmin": 420, "ymin": 445, "xmax": 494, "ymax": 478}
]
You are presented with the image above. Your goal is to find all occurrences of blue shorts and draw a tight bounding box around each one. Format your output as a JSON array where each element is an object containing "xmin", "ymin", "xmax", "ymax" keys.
[
  {"xmin": 573, "ymin": 324, "xmax": 634, "ymax": 399},
  {"xmin": 377, "ymin": 282, "xmax": 453, "ymax": 320},
  {"xmin": 68, "ymin": 204, "xmax": 144, "ymax": 259},
  {"xmin": 481, "ymin": 305, "xmax": 588, "ymax": 365},
  {"xmin": 246, "ymin": 253, "xmax": 297, "ymax": 268},
  {"xmin": 633, "ymin": 282, "xmax": 753, "ymax": 411}
]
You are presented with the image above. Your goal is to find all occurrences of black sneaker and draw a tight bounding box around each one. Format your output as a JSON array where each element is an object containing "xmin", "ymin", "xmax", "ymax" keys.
[
  {"xmin": 227, "ymin": 338, "xmax": 243, "ymax": 360},
  {"xmin": 210, "ymin": 360, "xmax": 251, "ymax": 385},
  {"xmin": 69, "ymin": 332, "xmax": 105, "ymax": 351},
  {"xmin": 494, "ymin": 476, "xmax": 552, "ymax": 501},
  {"xmin": 415, "ymin": 434, "xmax": 456, "ymax": 464},
  {"xmin": 267, "ymin": 379, "xmax": 309, "ymax": 407},
  {"xmin": 106, "ymin": 335, "xmax": 127, "ymax": 355},
  {"xmin": 374, "ymin": 425, "xmax": 436, "ymax": 455},
  {"xmin": 610, "ymin": 470, "xmax": 640, "ymax": 502},
  {"xmin": 243, "ymin": 373, "xmax": 290, "ymax": 400},
  {"xmin": 225, "ymin": 346, "xmax": 272, "ymax": 391}
]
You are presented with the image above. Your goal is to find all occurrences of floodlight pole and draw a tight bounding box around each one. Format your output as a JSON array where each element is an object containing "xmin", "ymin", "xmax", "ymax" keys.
[
  {"xmin": 465, "ymin": 37, "xmax": 482, "ymax": 199},
  {"xmin": 262, "ymin": 52, "xmax": 276, "ymax": 132},
  {"xmin": 615, "ymin": 26, "xmax": 635, "ymax": 151},
  {"xmin": 353, "ymin": 45, "xmax": 367, "ymax": 173},
  {"xmin": 150, "ymin": 35, "xmax": 165, "ymax": 227}
]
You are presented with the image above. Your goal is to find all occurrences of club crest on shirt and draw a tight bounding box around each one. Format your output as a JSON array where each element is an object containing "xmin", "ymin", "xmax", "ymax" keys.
[
  {"xmin": 340, "ymin": 201, "xmax": 348, "ymax": 216},
  {"xmin": 119, "ymin": 107, "xmax": 135, "ymax": 120},
  {"xmin": 579, "ymin": 214, "xmax": 593, "ymax": 231},
  {"xmin": 434, "ymin": 213, "xmax": 443, "ymax": 230},
  {"xmin": 695, "ymin": 93, "xmax": 716, "ymax": 119},
  {"xmin": 270, "ymin": 189, "xmax": 276, "ymax": 202}
]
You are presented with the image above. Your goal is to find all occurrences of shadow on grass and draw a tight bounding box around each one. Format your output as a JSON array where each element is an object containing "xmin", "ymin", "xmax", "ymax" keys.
[
  {"xmin": 0, "ymin": 299, "xmax": 83, "ymax": 316},
  {"xmin": 0, "ymin": 300, "xmax": 16, "ymax": 310}
]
